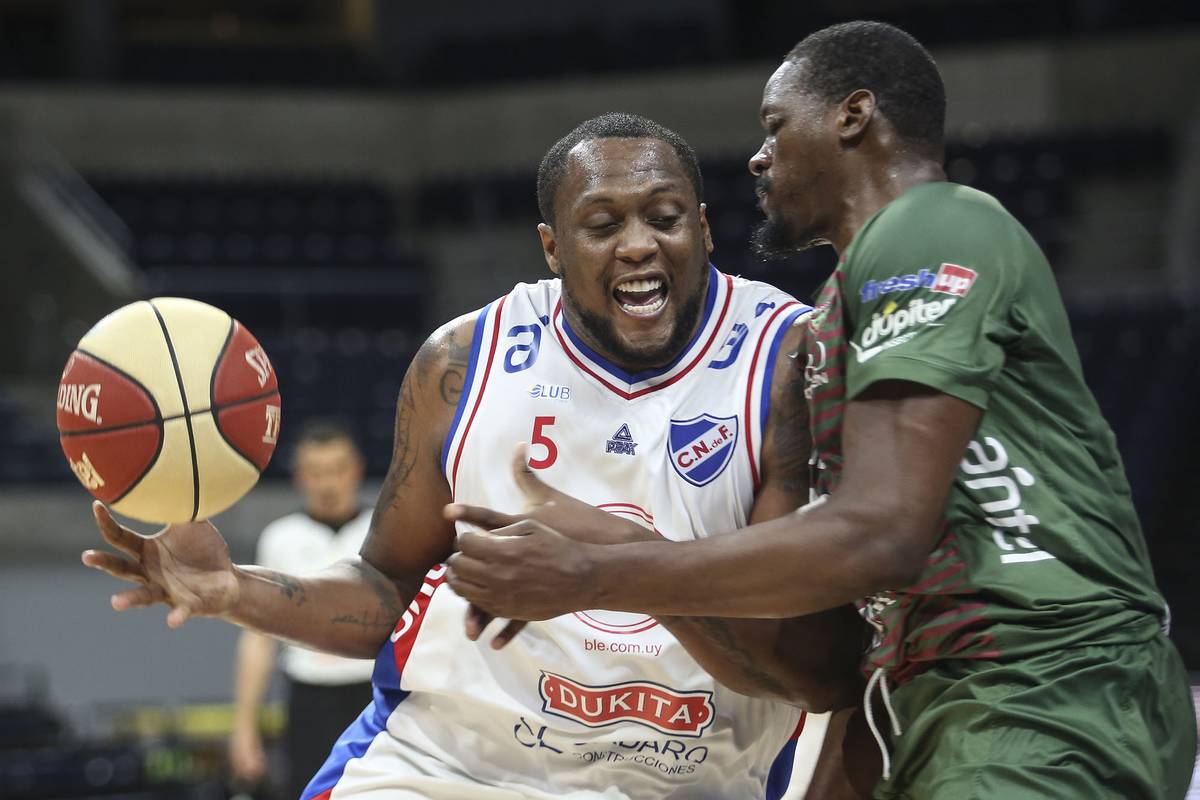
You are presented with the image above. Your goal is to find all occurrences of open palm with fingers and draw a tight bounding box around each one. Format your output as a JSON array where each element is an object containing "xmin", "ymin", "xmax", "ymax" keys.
[{"xmin": 81, "ymin": 501, "xmax": 240, "ymax": 627}]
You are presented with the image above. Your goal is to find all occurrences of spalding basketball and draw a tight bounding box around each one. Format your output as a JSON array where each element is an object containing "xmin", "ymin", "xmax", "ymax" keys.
[{"xmin": 56, "ymin": 297, "xmax": 281, "ymax": 524}]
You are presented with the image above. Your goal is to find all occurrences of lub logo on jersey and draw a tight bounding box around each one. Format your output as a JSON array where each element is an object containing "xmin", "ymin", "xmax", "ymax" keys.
[
  {"xmin": 539, "ymin": 672, "xmax": 715, "ymax": 737},
  {"xmin": 669, "ymin": 414, "xmax": 738, "ymax": 487}
]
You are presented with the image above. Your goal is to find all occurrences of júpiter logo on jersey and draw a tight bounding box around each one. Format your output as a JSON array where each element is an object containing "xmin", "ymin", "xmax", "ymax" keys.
[{"xmin": 668, "ymin": 414, "xmax": 738, "ymax": 487}]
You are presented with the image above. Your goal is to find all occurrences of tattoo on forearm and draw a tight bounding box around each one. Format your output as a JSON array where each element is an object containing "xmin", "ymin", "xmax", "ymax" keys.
[
  {"xmin": 258, "ymin": 570, "xmax": 308, "ymax": 606},
  {"xmin": 692, "ymin": 617, "xmax": 792, "ymax": 697},
  {"xmin": 326, "ymin": 563, "xmax": 406, "ymax": 633},
  {"xmin": 329, "ymin": 608, "xmax": 397, "ymax": 631},
  {"xmin": 358, "ymin": 560, "xmax": 405, "ymax": 621}
]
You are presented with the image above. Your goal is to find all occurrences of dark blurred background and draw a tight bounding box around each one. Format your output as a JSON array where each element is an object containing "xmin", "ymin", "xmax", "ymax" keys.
[{"xmin": 1, "ymin": 1, "xmax": 1198, "ymax": 797}]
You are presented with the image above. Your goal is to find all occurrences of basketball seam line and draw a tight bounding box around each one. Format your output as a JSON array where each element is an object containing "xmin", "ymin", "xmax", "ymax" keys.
[
  {"xmin": 70, "ymin": 347, "xmax": 165, "ymax": 506},
  {"xmin": 208, "ymin": 319, "xmax": 263, "ymax": 475},
  {"xmin": 72, "ymin": 347, "xmax": 165, "ymax": 425},
  {"xmin": 150, "ymin": 301, "xmax": 201, "ymax": 522},
  {"xmin": 57, "ymin": 387, "xmax": 281, "ymax": 437}
]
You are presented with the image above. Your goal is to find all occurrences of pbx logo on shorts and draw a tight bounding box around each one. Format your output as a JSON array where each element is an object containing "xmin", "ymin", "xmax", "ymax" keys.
[
  {"xmin": 859, "ymin": 263, "xmax": 977, "ymax": 302},
  {"xmin": 668, "ymin": 414, "xmax": 738, "ymax": 487},
  {"xmin": 539, "ymin": 672, "xmax": 715, "ymax": 737}
]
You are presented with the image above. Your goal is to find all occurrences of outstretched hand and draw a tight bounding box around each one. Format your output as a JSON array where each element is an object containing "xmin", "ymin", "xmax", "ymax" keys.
[
  {"xmin": 81, "ymin": 501, "xmax": 240, "ymax": 628},
  {"xmin": 444, "ymin": 445, "xmax": 644, "ymax": 644}
]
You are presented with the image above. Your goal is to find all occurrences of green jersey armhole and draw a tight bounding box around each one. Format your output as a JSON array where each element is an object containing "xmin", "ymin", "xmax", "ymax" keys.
[{"xmin": 847, "ymin": 356, "xmax": 991, "ymax": 411}]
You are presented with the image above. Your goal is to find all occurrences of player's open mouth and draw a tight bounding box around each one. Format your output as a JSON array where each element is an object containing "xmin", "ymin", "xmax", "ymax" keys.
[{"xmin": 614, "ymin": 277, "xmax": 668, "ymax": 317}]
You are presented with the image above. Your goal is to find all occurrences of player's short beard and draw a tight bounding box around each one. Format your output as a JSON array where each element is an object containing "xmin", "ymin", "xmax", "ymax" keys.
[
  {"xmin": 750, "ymin": 176, "xmax": 826, "ymax": 257},
  {"xmin": 750, "ymin": 217, "xmax": 823, "ymax": 258},
  {"xmin": 568, "ymin": 271, "xmax": 708, "ymax": 373}
]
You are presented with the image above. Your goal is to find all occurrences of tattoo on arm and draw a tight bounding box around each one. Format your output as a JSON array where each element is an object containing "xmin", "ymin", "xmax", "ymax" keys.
[
  {"xmin": 691, "ymin": 617, "xmax": 792, "ymax": 697},
  {"xmin": 328, "ymin": 561, "xmax": 407, "ymax": 632},
  {"xmin": 388, "ymin": 376, "xmax": 420, "ymax": 489},
  {"xmin": 438, "ymin": 327, "xmax": 473, "ymax": 406},
  {"xmin": 770, "ymin": 351, "xmax": 812, "ymax": 494},
  {"xmin": 329, "ymin": 609, "xmax": 398, "ymax": 631},
  {"xmin": 257, "ymin": 570, "xmax": 308, "ymax": 606}
]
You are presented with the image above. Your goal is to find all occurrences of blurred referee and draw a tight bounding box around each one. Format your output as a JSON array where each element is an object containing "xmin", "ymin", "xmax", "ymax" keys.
[{"xmin": 228, "ymin": 421, "xmax": 374, "ymax": 799}]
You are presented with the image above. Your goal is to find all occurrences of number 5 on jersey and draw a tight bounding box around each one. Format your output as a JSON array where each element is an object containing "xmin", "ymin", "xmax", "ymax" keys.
[{"xmin": 529, "ymin": 416, "xmax": 557, "ymax": 469}]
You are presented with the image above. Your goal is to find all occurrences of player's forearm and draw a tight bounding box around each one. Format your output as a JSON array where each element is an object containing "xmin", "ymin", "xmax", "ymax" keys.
[
  {"xmin": 228, "ymin": 557, "xmax": 410, "ymax": 658},
  {"xmin": 659, "ymin": 607, "xmax": 865, "ymax": 711},
  {"xmin": 658, "ymin": 617, "xmax": 806, "ymax": 703},
  {"xmin": 232, "ymin": 631, "xmax": 277, "ymax": 731},
  {"xmin": 590, "ymin": 499, "xmax": 914, "ymax": 619}
]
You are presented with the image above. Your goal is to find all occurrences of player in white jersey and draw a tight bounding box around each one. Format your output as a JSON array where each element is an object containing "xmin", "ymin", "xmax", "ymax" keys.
[{"xmin": 82, "ymin": 113, "xmax": 867, "ymax": 799}]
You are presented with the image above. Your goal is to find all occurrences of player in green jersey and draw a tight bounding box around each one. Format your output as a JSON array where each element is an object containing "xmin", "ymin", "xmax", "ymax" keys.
[{"xmin": 443, "ymin": 20, "xmax": 1197, "ymax": 799}]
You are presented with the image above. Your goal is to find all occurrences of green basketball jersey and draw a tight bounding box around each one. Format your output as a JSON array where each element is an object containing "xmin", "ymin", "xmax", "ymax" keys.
[{"xmin": 804, "ymin": 181, "xmax": 1167, "ymax": 681}]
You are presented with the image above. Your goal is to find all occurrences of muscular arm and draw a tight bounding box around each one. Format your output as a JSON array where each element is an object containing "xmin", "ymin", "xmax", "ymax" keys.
[
  {"xmin": 85, "ymin": 314, "xmax": 479, "ymax": 659},
  {"xmin": 655, "ymin": 323, "xmax": 867, "ymax": 711},
  {"xmin": 227, "ymin": 316, "xmax": 475, "ymax": 656},
  {"xmin": 585, "ymin": 380, "xmax": 980, "ymax": 618}
]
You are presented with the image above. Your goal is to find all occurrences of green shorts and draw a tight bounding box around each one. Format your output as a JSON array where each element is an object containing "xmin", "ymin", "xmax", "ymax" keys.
[{"xmin": 874, "ymin": 634, "xmax": 1196, "ymax": 800}]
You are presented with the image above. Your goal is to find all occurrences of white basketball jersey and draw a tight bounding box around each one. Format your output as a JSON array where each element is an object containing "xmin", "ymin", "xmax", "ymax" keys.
[{"xmin": 306, "ymin": 266, "xmax": 819, "ymax": 800}]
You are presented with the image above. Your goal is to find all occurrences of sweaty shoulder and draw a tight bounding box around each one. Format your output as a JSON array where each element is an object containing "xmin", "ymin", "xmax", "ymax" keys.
[{"xmin": 411, "ymin": 309, "xmax": 482, "ymax": 419}]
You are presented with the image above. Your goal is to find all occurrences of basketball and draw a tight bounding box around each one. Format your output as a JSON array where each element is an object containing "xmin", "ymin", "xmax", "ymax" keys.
[{"xmin": 56, "ymin": 297, "xmax": 281, "ymax": 525}]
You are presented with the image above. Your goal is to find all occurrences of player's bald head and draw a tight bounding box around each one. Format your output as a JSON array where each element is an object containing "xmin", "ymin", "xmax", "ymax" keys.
[{"xmin": 537, "ymin": 113, "xmax": 703, "ymax": 227}]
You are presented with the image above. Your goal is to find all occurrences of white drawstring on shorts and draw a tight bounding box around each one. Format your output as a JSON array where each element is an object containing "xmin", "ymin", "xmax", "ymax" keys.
[{"xmin": 863, "ymin": 666, "xmax": 904, "ymax": 781}]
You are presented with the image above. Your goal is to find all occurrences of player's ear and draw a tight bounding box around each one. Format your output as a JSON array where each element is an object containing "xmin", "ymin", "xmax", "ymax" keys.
[
  {"xmin": 698, "ymin": 203, "xmax": 714, "ymax": 256},
  {"xmin": 838, "ymin": 88, "xmax": 876, "ymax": 143},
  {"xmin": 537, "ymin": 222, "xmax": 561, "ymax": 276}
]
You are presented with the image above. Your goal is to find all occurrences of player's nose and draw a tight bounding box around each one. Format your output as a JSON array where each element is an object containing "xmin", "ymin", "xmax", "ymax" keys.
[
  {"xmin": 613, "ymin": 219, "xmax": 659, "ymax": 263},
  {"xmin": 749, "ymin": 141, "xmax": 772, "ymax": 176}
]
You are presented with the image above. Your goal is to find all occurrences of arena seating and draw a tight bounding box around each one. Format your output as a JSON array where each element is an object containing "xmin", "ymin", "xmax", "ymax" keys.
[
  {"xmin": 5, "ymin": 4, "xmax": 1196, "ymax": 90},
  {"xmin": 6, "ymin": 128, "xmax": 1182, "ymax": 486},
  {"xmin": 89, "ymin": 177, "xmax": 406, "ymax": 270}
]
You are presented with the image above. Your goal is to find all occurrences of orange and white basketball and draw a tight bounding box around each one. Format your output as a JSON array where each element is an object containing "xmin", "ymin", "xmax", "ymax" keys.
[{"xmin": 56, "ymin": 297, "xmax": 281, "ymax": 525}]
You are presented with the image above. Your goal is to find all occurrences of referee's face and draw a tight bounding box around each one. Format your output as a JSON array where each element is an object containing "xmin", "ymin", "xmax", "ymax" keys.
[
  {"xmin": 538, "ymin": 137, "xmax": 714, "ymax": 373},
  {"xmin": 294, "ymin": 437, "xmax": 363, "ymax": 520}
]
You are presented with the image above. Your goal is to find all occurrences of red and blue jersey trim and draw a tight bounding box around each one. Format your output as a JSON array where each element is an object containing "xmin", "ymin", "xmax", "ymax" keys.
[
  {"xmin": 764, "ymin": 712, "xmax": 808, "ymax": 800},
  {"xmin": 441, "ymin": 296, "xmax": 508, "ymax": 492},
  {"xmin": 742, "ymin": 302, "xmax": 809, "ymax": 489},
  {"xmin": 554, "ymin": 265, "xmax": 734, "ymax": 401},
  {"xmin": 439, "ymin": 300, "xmax": 494, "ymax": 477}
]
